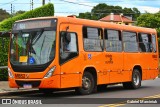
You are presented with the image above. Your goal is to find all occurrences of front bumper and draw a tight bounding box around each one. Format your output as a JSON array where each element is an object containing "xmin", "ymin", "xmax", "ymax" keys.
[{"xmin": 8, "ymin": 74, "xmax": 61, "ymax": 89}]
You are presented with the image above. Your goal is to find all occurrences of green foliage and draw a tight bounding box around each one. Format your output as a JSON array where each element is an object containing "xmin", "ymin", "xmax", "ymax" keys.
[
  {"xmin": 0, "ymin": 69, "xmax": 8, "ymax": 81},
  {"xmin": 13, "ymin": 10, "xmax": 26, "ymax": 16},
  {"xmin": 78, "ymin": 3, "xmax": 140, "ymax": 20},
  {"xmin": 78, "ymin": 12, "xmax": 92, "ymax": 20},
  {"xmin": 0, "ymin": 3, "xmax": 54, "ymax": 81},
  {"xmin": 0, "ymin": 3, "xmax": 54, "ymax": 31},
  {"xmin": 136, "ymin": 12, "xmax": 160, "ymax": 37},
  {"xmin": 0, "ymin": 38, "xmax": 9, "ymax": 81},
  {"xmin": 0, "ymin": 8, "xmax": 10, "ymax": 22}
]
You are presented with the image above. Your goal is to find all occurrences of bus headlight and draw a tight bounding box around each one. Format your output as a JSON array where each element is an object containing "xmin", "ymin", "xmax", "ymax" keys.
[
  {"xmin": 8, "ymin": 68, "xmax": 14, "ymax": 78},
  {"xmin": 44, "ymin": 66, "xmax": 56, "ymax": 78}
]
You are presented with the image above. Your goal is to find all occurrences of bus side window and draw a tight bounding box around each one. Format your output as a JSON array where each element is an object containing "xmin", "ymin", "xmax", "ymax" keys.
[
  {"xmin": 60, "ymin": 32, "xmax": 78, "ymax": 64},
  {"xmin": 122, "ymin": 31, "xmax": 138, "ymax": 52},
  {"xmin": 105, "ymin": 29, "xmax": 122, "ymax": 52},
  {"xmin": 152, "ymin": 34, "xmax": 157, "ymax": 52},
  {"xmin": 83, "ymin": 26, "xmax": 103, "ymax": 51},
  {"xmin": 138, "ymin": 33, "xmax": 152, "ymax": 52}
]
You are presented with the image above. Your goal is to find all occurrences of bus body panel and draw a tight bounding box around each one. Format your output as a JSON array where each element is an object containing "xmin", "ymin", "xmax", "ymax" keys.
[{"xmin": 104, "ymin": 52, "xmax": 124, "ymax": 83}]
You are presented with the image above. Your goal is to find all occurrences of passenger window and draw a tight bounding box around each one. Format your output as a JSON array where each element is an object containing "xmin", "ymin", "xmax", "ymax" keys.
[
  {"xmin": 152, "ymin": 34, "xmax": 157, "ymax": 52},
  {"xmin": 83, "ymin": 27, "xmax": 103, "ymax": 51},
  {"xmin": 123, "ymin": 31, "xmax": 138, "ymax": 52},
  {"xmin": 60, "ymin": 32, "xmax": 78, "ymax": 64},
  {"xmin": 138, "ymin": 33, "xmax": 152, "ymax": 52},
  {"xmin": 105, "ymin": 29, "xmax": 122, "ymax": 52}
]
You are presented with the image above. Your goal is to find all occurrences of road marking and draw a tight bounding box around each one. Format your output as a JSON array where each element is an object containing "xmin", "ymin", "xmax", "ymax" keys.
[
  {"xmin": 99, "ymin": 94, "xmax": 160, "ymax": 107},
  {"xmin": 144, "ymin": 94, "xmax": 160, "ymax": 98},
  {"xmin": 99, "ymin": 102, "xmax": 126, "ymax": 107}
]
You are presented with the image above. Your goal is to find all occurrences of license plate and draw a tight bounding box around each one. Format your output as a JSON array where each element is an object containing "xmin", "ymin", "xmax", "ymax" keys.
[{"xmin": 23, "ymin": 84, "xmax": 32, "ymax": 88}]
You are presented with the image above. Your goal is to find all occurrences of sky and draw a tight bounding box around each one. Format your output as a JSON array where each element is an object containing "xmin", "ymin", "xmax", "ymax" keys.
[{"xmin": 0, "ymin": 0, "xmax": 160, "ymax": 16}]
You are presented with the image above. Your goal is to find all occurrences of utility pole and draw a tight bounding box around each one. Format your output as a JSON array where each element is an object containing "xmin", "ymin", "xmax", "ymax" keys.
[
  {"xmin": 31, "ymin": 0, "xmax": 33, "ymax": 10},
  {"xmin": 11, "ymin": 4, "xmax": 12, "ymax": 17},
  {"xmin": 42, "ymin": 0, "xmax": 45, "ymax": 5}
]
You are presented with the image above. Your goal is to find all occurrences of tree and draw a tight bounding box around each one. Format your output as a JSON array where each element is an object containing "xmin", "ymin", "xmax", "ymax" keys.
[
  {"xmin": 78, "ymin": 12, "xmax": 92, "ymax": 19},
  {"xmin": 132, "ymin": 7, "xmax": 141, "ymax": 20},
  {"xmin": 137, "ymin": 13, "xmax": 160, "ymax": 31},
  {"xmin": 0, "ymin": 9, "xmax": 10, "ymax": 22},
  {"xmin": 91, "ymin": 3, "xmax": 110, "ymax": 20},
  {"xmin": 78, "ymin": 3, "xmax": 140, "ymax": 20},
  {"xmin": 14, "ymin": 10, "xmax": 26, "ymax": 16}
]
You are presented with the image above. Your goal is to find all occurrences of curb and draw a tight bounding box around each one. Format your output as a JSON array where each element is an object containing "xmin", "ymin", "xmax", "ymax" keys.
[{"xmin": 0, "ymin": 89, "xmax": 39, "ymax": 96}]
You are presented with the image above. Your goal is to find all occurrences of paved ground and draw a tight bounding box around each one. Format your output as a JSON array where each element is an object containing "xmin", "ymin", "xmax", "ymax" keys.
[
  {"xmin": 0, "ymin": 81, "xmax": 36, "ymax": 93},
  {"xmin": 0, "ymin": 78, "xmax": 160, "ymax": 107},
  {"xmin": 0, "ymin": 81, "xmax": 14, "ymax": 93}
]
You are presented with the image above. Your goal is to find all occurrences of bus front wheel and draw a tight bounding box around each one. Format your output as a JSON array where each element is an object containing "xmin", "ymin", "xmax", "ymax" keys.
[
  {"xmin": 76, "ymin": 72, "xmax": 95, "ymax": 95},
  {"xmin": 123, "ymin": 69, "xmax": 141, "ymax": 89}
]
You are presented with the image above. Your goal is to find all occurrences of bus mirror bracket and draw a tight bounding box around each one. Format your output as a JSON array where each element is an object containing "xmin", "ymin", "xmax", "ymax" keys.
[{"xmin": 66, "ymin": 26, "xmax": 69, "ymax": 32}]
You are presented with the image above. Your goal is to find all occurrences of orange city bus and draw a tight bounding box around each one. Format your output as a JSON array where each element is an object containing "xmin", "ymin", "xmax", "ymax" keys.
[{"xmin": 8, "ymin": 16, "xmax": 159, "ymax": 95}]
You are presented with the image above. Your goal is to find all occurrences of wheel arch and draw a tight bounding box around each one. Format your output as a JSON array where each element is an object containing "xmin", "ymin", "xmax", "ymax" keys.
[
  {"xmin": 133, "ymin": 65, "xmax": 142, "ymax": 79},
  {"xmin": 83, "ymin": 66, "xmax": 97, "ymax": 85}
]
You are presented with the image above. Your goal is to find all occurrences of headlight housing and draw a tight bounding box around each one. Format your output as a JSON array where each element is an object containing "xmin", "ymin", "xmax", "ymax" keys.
[
  {"xmin": 8, "ymin": 68, "xmax": 14, "ymax": 78},
  {"xmin": 44, "ymin": 66, "xmax": 56, "ymax": 78}
]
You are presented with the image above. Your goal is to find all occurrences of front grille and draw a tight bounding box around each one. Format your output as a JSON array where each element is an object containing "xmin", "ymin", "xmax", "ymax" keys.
[
  {"xmin": 10, "ymin": 60, "xmax": 52, "ymax": 72},
  {"xmin": 15, "ymin": 80, "xmax": 41, "ymax": 87}
]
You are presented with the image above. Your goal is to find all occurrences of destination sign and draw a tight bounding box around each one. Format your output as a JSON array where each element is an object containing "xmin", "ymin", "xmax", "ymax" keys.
[{"xmin": 13, "ymin": 19, "xmax": 56, "ymax": 30}]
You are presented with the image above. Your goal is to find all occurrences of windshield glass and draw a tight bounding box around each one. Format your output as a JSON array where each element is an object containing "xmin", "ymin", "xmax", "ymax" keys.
[{"xmin": 10, "ymin": 30, "xmax": 56, "ymax": 65}]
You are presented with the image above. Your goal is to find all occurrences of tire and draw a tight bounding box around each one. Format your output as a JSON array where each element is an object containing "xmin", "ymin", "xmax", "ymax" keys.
[
  {"xmin": 76, "ymin": 72, "xmax": 95, "ymax": 95},
  {"xmin": 39, "ymin": 88, "xmax": 54, "ymax": 94},
  {"xmin": 123, "ymin": 69, "xmax": 141, "ymax": 89},
  {"xmin": 97, "ymin": 84, "xmax": 107, "ymax": 91}
]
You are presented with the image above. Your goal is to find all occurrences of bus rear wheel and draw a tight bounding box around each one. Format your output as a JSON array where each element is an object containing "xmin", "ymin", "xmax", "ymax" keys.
[
  {"xmin": 123, "ymin": 69, "xmax": 141, "ymax": 89},
  {"xmin": 76, "ymin": 72, "xmax": 95, "ymax": 95}
]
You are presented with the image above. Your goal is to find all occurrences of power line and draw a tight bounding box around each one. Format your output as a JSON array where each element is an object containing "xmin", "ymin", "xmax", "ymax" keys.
[
  {"xmin": 54, "ymin": 12, "xmax": 145, "ymax": 14},
  {"xmin": 0, "ymin": 3, "xmax": 41, "ymax": 4},
  {"xmin": 3, "ymin": 10, "xmax": 143, "ymax": 14},
  {"xmin": 0, "ymin": 0, "xmax": 158, "ymax": 6},
  {"xmin": 31, "ymin": 0, "xmax": 33, "ymax": 10},
  {"xmin": 0, "ymin": 0, "xmax": 18, "ymax": 6},
  {"xmin": 58, "ymin": 0, "xmax": 94, "ymax": 7},
  {"xmin": 0, "ymin": 2, "xmax": 119, "ymax": 4}
]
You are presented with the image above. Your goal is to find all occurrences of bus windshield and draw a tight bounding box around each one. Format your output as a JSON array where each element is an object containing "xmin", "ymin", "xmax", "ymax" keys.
[{"xmin": 10, "ymin": 30, "xmax": 56, "ymax": 65}]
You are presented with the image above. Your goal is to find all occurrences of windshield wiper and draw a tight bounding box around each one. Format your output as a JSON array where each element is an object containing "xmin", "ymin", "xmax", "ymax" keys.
[{"xmin": 32, "ymin": 29, "xmax": 44, "ymax": 45}]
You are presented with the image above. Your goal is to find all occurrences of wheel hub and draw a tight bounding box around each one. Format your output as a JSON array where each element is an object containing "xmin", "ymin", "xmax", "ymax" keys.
[
  {"xmin": 133, "ymin": 73, "xmax": 139, "ymax": 86},
  {"xmin": 82, "ymin": 77, "xmax": 91, "ymax": 90}
]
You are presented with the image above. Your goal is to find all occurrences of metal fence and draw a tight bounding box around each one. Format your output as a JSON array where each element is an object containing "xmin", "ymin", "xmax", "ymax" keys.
[{"xmin": 0, "ymin": 66, "xmax": 8, "ymax": 69}]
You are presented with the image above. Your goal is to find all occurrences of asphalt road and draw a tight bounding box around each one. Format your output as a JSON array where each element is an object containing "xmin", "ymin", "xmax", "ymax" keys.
[{"xmin": 0, "ymin": 78, "xmax": 160, "ymax": 107}]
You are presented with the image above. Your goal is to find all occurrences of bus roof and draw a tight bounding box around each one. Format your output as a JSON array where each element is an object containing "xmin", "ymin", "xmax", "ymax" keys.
[{"xmin": 15, "ymin": 16, "xmax": 157, "ymax": 34}]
